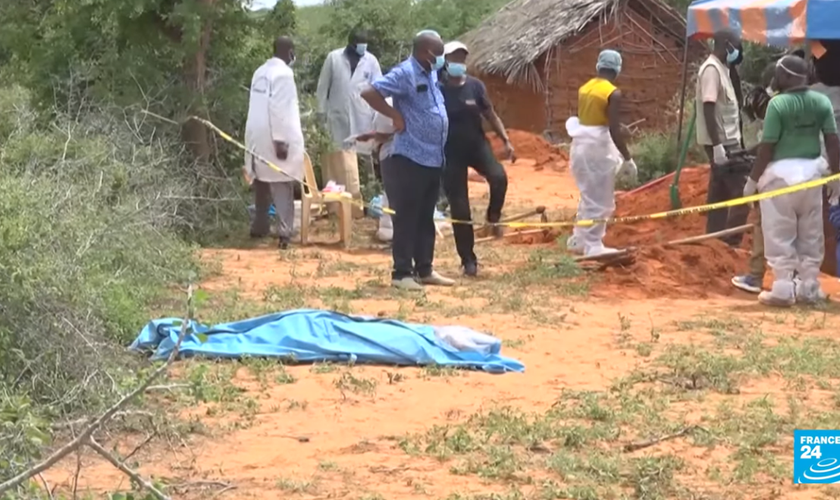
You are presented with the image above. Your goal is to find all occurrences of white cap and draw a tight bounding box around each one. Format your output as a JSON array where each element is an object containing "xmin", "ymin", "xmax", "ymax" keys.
[
  {"xmin": 444, "ymin": 41, "xmax": 469, "ymax": 55},
  {"xmin": 416, "ymin": 29, "xmax": 441, "ymax": 39}
]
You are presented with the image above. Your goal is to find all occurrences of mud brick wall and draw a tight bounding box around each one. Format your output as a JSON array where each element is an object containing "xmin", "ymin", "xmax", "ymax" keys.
[
  {"xmin": 474, "ymin": 8, "xmax": 690, "ymax": 137},
  {"xmin": 481, "ymin": 73, "xmax": 546, "ymax": 134}
]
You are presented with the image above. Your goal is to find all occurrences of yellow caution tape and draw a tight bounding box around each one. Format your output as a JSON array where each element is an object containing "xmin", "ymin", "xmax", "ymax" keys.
[{"xmin": 193, "ymin": 115, "xmax": 838, "ymax": 229}]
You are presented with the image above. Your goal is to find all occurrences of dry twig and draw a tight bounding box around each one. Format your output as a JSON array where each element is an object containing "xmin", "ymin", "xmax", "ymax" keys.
[
  {"xmin": 36, "ymin": 473, "xmax": 55, "ymax": 500},
  {"xmin": 623, "ymin": 426, "xmax": 697, "ymax": 452},
  {"xmin": 86, "ymin": 437, "xmax": 168, "ymax": 498},
  {"xmin": 0, "ymin": 285, "xmax": 195, "ymax": 499},
  {"xmin": 123, "ymin": 431, "xmax": 159, "ymax": 462},
  {"xmin": 211, "ymin": 484, "xmax": 237, "ymax": 498},
  {"xmin": 52, "ymin": 410, "xmax": 156, "ymax": 430}
]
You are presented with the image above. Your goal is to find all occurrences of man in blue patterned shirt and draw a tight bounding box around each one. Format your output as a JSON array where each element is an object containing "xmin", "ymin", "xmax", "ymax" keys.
[{"xmin": 362, "ymin": 31, "xmax": 454, "ymax": 291}]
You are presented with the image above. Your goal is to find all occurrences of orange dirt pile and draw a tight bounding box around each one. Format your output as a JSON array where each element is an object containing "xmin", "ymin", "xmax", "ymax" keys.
[
  {"xmin": 500, "ymin": 165, "xmax": 752, "ymax": 297},
  {"xmin": 489, "ymin": 130, "xmax": 568, "ymax": 171},
  {"xmin": 603, "ymin": 166, "xmax": 748, "ymax": 297},
  {"xmin": 608, "ymin": 167, "xmax": 711, "ymax": 247},
  {"xmin": 506, "ymin": 229, "xmax": 561, "ymax": 245},
  {"xmin": 594, "ymin": 242, "xmax": 744, "ymax": 298}
]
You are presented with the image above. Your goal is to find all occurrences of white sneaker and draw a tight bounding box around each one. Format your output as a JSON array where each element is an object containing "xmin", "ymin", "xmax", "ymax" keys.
[
  {"xmin": 584, "ymin": 246, "xmax": 621, "ymax": 257},
  {"xmin": 566, "ymin": 235, "xmax": 584, "ymax": 255},
  {"xmin": 758, "ymin": 291, "xmax": 795, "ymax": 307},
  {"xmin": 392, "ymin": 277, "xmax": 424, "ymax": 291},
  {"xmin": 794, "ymin": 278, "xmax": 827, "ymax": 303},
  {"xmin": 418, "ymin": 271, "xmax": 455, "ymax": 287}
]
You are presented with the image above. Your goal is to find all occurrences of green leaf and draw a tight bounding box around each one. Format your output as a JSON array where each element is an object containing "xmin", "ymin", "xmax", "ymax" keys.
[
  {"xmin": 193, "ymin": 288, "xmax": 210, "ymax": 307},
  {"xmin": 195, "ymin": 333, "xmax": 209, "ymax": 344}
]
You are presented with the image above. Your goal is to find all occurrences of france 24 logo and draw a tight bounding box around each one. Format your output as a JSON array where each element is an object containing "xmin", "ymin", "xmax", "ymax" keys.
[{"xmin": 794, "ymin": 430, "xmax": 840, "ymax": 484}]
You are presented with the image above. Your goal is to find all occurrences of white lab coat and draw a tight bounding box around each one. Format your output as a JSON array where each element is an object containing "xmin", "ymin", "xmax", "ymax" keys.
[
  {"xmin": 245, "ymin": 57, "xmax": 304, "ymax": 183},
  {"xmin": 316, "ymin": 48, "xmax": 382, "ymax": 152}
]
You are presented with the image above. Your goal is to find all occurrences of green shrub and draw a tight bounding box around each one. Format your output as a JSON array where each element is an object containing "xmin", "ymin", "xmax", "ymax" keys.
[
  {"xmin": 0, "ymin": 86, "xmax": 197, "ymax": 485},
  {"xmin": 618, "ymin": 100, "xmax": 707, "ymax": 190},
  {"xmin": 626, "ymin": 132, "xmax": 678, "ymax": 188}
]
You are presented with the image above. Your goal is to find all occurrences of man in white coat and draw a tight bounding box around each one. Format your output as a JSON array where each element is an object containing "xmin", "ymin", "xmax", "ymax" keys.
[
  {"xmin": 316, "ymin": 29, "xmax": 382, "ymax": 217},
  {"xmin": 245, "ymin": 36, "xmax": 305, "ymax": 250}
]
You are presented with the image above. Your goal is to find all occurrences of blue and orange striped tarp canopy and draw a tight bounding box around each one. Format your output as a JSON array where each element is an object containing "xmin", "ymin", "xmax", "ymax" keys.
[{"xmin": 687, "ymin": 0, "xmax": 840, "ymax": 47}]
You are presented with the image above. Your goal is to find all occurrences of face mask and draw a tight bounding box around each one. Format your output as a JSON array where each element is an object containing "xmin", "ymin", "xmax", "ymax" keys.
[
  {"xmin": 355, "ymin": 43, "xmax": 368, "ymax": 56},
  {"xmin": 288, "ymin": 53, "xmax": 296, "ymax": 67},
  {"xmin": 726, "ymin": 45, "xmax": 740, "ymax": 65},
  {"xmin": 447, "ymin": 62, "xmax": 467, "ymax": 77},
  {"xmin": 431, "ymin": 53, "xmax": 445, "ymax": 71}
]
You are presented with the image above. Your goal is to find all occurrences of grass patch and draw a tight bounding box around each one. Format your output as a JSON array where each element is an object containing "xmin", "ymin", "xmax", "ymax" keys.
[{"xmin": 393, "ymin": 325, "xmax": 840, "ymax": 497}]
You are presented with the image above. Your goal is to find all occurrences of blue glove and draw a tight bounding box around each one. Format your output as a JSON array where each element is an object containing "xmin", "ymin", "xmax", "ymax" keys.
[{"xmin": 368, "ymin": 195, "xmax": 384, "ymax": 219}]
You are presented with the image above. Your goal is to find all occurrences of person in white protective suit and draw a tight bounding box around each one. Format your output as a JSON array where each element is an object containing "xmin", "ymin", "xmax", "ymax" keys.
[
  {"xmin": 743, "ymin": 55, "xmax": 840, "ymax": 306},
  {"xmin": 244, "ymin": 36, "xmax": 305, "ymax": 250},
  {"xmin": 355, "ymin": 96, "xmax": 397, "ymax": 242},
  {"xmin": 565, "ymin": 49, "xmax": 637, "ymax": 257},
  {"xmin": 316, "ymin": 29, "xmax": 382, "ymax": 218}
]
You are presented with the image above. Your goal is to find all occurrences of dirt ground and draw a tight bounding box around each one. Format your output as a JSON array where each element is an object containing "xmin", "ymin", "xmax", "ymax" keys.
[{"xmin": 43, "ymin": 139, "xmax": 840, "ymax": 500}]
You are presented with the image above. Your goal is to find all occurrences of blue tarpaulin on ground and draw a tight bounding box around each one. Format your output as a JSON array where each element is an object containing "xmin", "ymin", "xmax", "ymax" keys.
[{"xmin": 130, "ymin": 309, "xmax": 525, "ymax": 374}]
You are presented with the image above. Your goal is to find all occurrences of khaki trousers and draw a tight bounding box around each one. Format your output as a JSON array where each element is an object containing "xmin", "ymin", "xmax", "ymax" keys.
[
  {"xmin": 748, "ymin": 207, "xmax": 767, "ymax": 281},
  {"xmin": 323, "ymin": 150, "xmax": 363, "ymax": 218}
]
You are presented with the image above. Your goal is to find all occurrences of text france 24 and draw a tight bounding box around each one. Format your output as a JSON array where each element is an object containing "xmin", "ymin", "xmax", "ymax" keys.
[{"xmin": 794, "ymin": 430, "xmax": 840, "ymax": 484}]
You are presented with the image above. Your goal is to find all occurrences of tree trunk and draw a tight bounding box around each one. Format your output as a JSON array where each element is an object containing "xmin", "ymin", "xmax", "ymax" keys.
[{"xmin": 180, "ymin": 0, "xmax": 216, "ymax": 164}]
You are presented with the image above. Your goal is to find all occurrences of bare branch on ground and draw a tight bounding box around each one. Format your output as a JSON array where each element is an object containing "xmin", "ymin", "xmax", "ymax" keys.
[{"xmin": 0, "ymin": 285, "xmax": 196, "ymax": 500}]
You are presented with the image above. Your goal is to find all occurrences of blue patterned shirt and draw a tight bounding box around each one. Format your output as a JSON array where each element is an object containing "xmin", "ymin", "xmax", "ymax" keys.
[{"xmin": 371, "ymin": 57, "xmax": 449, "ymax": 168}]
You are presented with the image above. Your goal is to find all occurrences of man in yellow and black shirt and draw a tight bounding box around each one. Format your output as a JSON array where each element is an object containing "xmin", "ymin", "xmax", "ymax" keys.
[{"xmin": 565, "ymin": 49, "xmax": 635, "ymax": 257}]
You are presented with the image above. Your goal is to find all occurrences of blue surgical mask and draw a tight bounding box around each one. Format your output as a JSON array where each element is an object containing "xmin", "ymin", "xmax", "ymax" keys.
[
  {"xmin": 447, "ymin": 62, "xmax": 467, "ymax": 77},
  {"xmin": 431, "ymin": 54, "xmax": 445, "ymax": 71},
  {"xmin": 355, "ymin": 43, "xmax": 368, "ymax": 56},
  {"xmin": 726, "ymin": 47, "xmax": 740, "ymax": 65}
]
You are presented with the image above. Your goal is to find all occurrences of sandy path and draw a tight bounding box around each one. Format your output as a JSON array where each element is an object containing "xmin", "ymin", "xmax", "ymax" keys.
[{"xmin": 43, "ymin": 151, "xmax": 840, "ymax": 500}]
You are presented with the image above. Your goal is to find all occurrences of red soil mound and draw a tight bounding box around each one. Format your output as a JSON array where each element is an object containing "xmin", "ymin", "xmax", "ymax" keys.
[
  {"xmin": 594, "ymin": 242, "xmax": 744, "ymax": 298},
  {"xmin": 608, "ymin": 167, "xmax": 711, "ymax": 247},
  {"xmin": 504, "ymin": 165, "xmax": 754, "ymax": 297},
  {"xmin": 608, "ymin": 166, "xmax": 753, "ymax": 250},
  {"xmin": 605, "ymin": 166, "xmax": 751, "ymax": 296},
  {"xmin": 489, "ymin": 130, "xmax": 568, "ymax": 172}
]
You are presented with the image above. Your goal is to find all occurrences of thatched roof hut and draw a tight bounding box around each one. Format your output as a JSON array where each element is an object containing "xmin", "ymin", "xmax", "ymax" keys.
[{"xmin": 461, "ymin": 0, "xmax": 703, "ymax": 135}]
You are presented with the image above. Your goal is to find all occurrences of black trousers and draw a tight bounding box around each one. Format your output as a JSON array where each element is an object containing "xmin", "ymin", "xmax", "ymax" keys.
[
  {"xmin": 704, "ymin": 145, "xmax": 750, "ymax": 247},
  {"xmin": 443, "ymin": 138, "xmax": 508, "ymax": 265},
  {"xmin": 381, "ymin": 155, "xmax": 441, "ymax": 280}
]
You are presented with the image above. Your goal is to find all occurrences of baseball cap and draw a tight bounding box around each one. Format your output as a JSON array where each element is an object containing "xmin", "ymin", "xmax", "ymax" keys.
[{"xmin": 444, "ymin": 41, "xmax": 469, "ymax": 55}]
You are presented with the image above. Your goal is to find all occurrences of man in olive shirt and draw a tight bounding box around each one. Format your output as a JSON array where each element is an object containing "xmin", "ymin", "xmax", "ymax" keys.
[{"xmin": 743, "ymin": 55, "xmax": 840, "ymax": 307}]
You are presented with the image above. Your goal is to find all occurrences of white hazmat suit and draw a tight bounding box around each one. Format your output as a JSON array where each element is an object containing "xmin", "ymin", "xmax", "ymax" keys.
[
  {"xmin": 317, "ymin": 48, "xmax": 382, "ymax": 216},
  {"xmin": 244, "ymin": 57, "xmax": 305, "ymax": 240},
  {"xmin": 758, "ymin": 157, "xmax": 828, "ymax": 304},
  {"xmin": 566, "ymin": 116, "xmax": 623, "ymax": 256}
]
